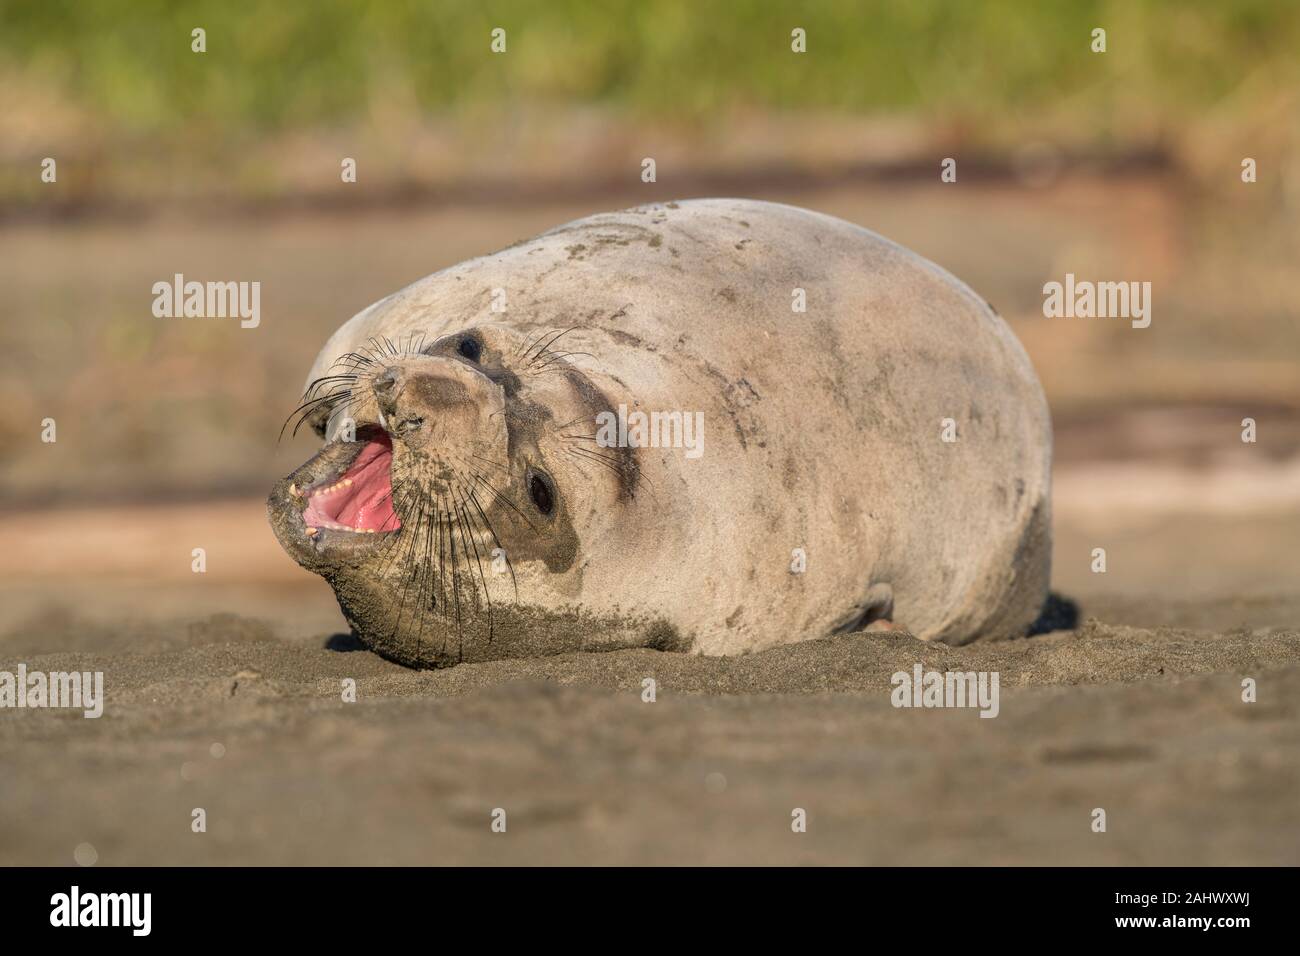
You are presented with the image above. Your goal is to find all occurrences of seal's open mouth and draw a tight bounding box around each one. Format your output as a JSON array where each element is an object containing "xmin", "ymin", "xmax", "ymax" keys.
[
  {"xmin": 299, "ymin": 433, "xmax": 400, "ymax": 534},
  {"xmin": 268, "ymin": 425, "xmax": 404, "ymax": 566}
]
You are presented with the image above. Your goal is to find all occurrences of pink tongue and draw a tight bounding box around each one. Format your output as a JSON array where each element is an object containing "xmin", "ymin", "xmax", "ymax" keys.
[
  {"xmin": 334, "ymin": 449, "xmax": 396, "ymax": 530},
  {"xmin": 303, "ymin": 438, "xmax": 399, "ymax": 532}
]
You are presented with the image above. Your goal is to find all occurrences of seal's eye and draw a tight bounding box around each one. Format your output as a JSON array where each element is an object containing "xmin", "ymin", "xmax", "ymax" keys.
[
  {"xmin": 458, "ymin": 336, "xmax": 482, "ymax": 362},
  {"xmin": 528, "ymin": 471, "xmax": 555, "ymax": 515}
]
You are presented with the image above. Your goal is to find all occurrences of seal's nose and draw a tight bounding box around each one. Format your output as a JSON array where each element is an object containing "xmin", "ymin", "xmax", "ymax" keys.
[
  {"xmin": 372, "ymin": 366, "xmax": 406, "ymax": 420},
  {"xmin": 373, "ymin": 367, "xmax": 401, "ymax": 396}
]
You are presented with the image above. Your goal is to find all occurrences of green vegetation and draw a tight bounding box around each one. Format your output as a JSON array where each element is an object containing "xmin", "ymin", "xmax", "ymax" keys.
[{"xmin": 1, "ymin": 0, "xmax": 1295, "ymax": 134}]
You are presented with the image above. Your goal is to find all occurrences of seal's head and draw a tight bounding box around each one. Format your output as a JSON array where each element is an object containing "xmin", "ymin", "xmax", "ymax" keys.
[{"xmin": 268, "ymin": 325, "xmax": 652, "ymax": 667}]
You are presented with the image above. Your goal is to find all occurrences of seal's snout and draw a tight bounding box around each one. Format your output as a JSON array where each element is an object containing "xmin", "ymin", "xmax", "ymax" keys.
[
  {"xmin": 372, "ymin": 367, "xmax": 400, "ymax": 397},
  {"xmin": 371, "ymin": 365, "xmax": 407, "ymax": 422},
  {"xmin": 371, "ymin": 360, "xmax": 484, "ymax": 413},
  {"xmin": 368, "ymin": 356, "xmax": 507, "ymax": 461}
]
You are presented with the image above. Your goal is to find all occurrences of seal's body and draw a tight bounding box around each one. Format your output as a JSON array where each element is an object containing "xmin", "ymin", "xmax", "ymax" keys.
[{"xmin": 269, "ymin": 199, "xmax": 1052, "ymax": 667}]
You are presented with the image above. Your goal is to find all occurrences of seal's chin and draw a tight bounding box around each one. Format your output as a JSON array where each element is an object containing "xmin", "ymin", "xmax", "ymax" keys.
[
  {"xmin": 299, "ymin": 434, "xmax": 399, "ymax": 534},
  {"xmin": 267, "ymin": 426, "xmax": 401, "ymax": 569}
]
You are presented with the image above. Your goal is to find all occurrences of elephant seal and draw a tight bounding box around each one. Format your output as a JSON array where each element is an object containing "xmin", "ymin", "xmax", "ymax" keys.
[{"xmin": 268, "ymin": 199, "xmax": 1052, "ymax": 668}]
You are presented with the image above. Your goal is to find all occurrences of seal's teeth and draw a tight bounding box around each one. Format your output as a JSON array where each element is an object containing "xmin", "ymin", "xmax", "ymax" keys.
[
  {"xmin": 343, "ymin": 478, "xmax": 353, "ymax": 487},
  {"xmin": 305, "ymin": 527, "xmax": 318, "ymax": 537},
  {"xmin": 289, "ymin": 482, "xmax": 300, "ymax": 498}
]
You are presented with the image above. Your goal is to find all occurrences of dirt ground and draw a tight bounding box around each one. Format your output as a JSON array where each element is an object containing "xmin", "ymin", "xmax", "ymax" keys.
[{"xmin": 0, "ymin": 618, "xmax": 1296, "ymax": 867}]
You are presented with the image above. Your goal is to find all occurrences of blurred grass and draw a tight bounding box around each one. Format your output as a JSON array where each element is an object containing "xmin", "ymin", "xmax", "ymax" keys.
[{"xmin": 0, "ymin": 0, "xmax": 1295, "ymax": 135}]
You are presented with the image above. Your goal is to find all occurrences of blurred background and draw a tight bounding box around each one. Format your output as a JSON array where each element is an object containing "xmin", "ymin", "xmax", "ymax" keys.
[{"xmin": 1, "ymin": 0, "xmax": 1298, "ymax": 639}]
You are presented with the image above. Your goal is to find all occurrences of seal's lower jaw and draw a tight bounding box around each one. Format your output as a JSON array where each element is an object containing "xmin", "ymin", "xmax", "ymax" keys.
[{"xmin": 267, "ymin": 427, "xmax": 400, "ymax": 571}]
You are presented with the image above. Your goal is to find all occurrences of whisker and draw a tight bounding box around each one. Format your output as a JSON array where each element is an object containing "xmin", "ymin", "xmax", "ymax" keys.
[
  {"xmin": 452, "ymin": 479, "xmax": 494, "ymax": 643},
  {"xmin": 552, "ymin": 415, "xmax": 594, "ymax": 433},
  {"xmin": 531, "ymin": 350, "xmax": 593, "ymax": 373},
  {"xmin": 467, "ymin": 452, "xmax": 512, "ymax": 476},
  {"xmin": 389, "ymin": 503, "xmax": 427, "ymax": 646},
  {"xmin": 279, "ymin": 389, "xmax": 354, "ymax": 442},
  {"xmin": 467, "ymin": 470, "xmax": 537, "ymax": 532},
  {"xmin": 524, "ymin": 327, "xmax": 577, "ymax": 367},
  {"xmin": 516, "ymin": 327, "xmax": 552, "ymax": 361}
]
